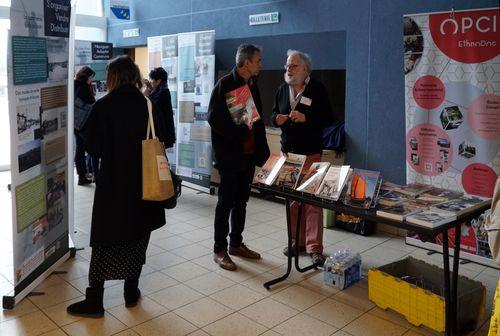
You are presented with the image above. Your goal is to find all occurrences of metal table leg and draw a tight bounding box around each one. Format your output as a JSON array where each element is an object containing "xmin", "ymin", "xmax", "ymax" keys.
[
  {"xmin": 264, "ymin": 199, "xmax": 293, "ymax": 289},
  {"xmin": 442, "ymin": 231, "xmax": 452, "ymax": 336},
  {"xmin": 263, "ymin": 200, "xmax": 316, "ymax": 289},
  {"xmin": 451, "ymin": 223, "xmax": 462, "ymax": 334}
]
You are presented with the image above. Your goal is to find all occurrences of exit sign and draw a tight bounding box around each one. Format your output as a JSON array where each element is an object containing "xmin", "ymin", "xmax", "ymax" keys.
[
  {"xmin": 249, "ymin": 12, "xmax": 279, "ymax": 26},
  {"xmin": 122, "ymin": 28, "xmax": 139, "ymax": 38}
]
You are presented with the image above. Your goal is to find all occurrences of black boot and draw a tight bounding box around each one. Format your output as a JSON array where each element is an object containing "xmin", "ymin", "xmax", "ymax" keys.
[
  {"xmin": 124, "ymin": 279, "xmax": 141, "ymax": 308},
  {"xmin": 78, "ymin": 176, "xmax": 92, "ymax": 186},
  {"xmin": 67, "ymin": 287, "xmax": 104, "ymax": 318}
]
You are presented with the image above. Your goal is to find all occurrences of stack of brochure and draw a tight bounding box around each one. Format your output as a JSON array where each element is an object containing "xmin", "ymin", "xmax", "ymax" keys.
[
  {"xmin": 406, "ymin": 210, "xmax": 457, "ymax": 228},
  {"xmin": 377, "ymin": 189, "xmax": 411, "ymax": 206},
  {"xmin": 253, "ymin": 154, "xmax": 286, "ymax": 185},
  {"xmin": 296, "ymin": 162, "xmax": 331, "ymax": 194},
  {"xmin": 377, "ymin": 182, "xmax": 490, "ymax": 226},
  {"xmin": 315, "ymin": 165, "xmax": 351, "ymax": 201},
  {"xmin": 376, "ymin": 197, "xmax": 444, "ymax": 221},
  {"xmin": 376, "ymin": 202, "xmax": 423, "ymax": 221},
  {"xmin": 274, "ymin": 153, "xmax": 307, "ymax": 189},
  {"xmin": 430, "ymin": 195, "xmax": 490, "ymax": 217},
  {"xmin": 394, "ymin": 183, "xmax": 434, "ymax": 198},
  {"xmin": 417, "ymin": 187, "xmax": 464, "ymax": 202}
]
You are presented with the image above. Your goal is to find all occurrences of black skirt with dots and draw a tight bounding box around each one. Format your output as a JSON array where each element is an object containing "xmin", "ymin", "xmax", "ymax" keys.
[{"xmin": 89, "ymin": 233, "xmax": 150, "ymax": 282}]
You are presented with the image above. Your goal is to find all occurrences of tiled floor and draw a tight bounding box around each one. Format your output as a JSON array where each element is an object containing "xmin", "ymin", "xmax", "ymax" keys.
[{"xmin": 0, "ymin": 175, "xmax": 498, "ymax": 336}]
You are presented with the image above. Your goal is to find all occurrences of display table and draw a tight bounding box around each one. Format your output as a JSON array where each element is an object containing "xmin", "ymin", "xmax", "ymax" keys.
[{"xmin": 251, "ymin": 183, "xmax": 491, "ymax": 336}]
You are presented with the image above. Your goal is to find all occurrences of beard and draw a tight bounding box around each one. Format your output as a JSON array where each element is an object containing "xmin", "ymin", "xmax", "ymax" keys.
[{"xmin": 284, "ymin": 73, "xmax": 297, "ymax": 86}]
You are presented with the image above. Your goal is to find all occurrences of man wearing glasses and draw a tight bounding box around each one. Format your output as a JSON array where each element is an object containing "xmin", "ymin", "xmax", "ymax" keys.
[{"xmin": 271, "ymin": 50, "xmax": 333, "ymax": 266}]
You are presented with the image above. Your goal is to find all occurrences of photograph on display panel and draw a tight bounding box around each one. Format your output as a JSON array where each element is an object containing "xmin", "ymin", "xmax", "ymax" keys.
[
  {"xmin": 47, "ymin": 37, "xmax": 69, "ymax": 82},
  {"xmin": 18, "ymin": 139, "xmax": 42, "ymax": 173},
  {"xmin": 17, "ymin": 103, "xmax": 41, "ymax": 140}
]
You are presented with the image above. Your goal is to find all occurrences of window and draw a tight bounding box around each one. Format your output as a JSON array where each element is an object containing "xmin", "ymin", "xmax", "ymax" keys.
[
  {"xmin": 75, "ymin": 26, "xmax": 106, "ymax": 42},
  {"xmin": 74, "ymin": 0, "xmax": 106, "ymax": 41},
  {"xmin": 75, "ymin": 0, "xmax": 103, "ymax": 17}
]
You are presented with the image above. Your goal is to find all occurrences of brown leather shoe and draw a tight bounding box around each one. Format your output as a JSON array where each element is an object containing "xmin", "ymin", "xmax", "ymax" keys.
[
  {"xmin": 213, "ymin": 251, "xmax": 237, "ymax": 271},
  {"xmin": 228, "ymin": 243, "xmax": 261, "ymax": 259}
]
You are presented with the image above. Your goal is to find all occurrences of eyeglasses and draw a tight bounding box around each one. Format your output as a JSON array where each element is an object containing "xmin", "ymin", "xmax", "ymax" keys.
[{"xmin": 284, "ymin": 63, "xmax": 300, "ymax": 70}]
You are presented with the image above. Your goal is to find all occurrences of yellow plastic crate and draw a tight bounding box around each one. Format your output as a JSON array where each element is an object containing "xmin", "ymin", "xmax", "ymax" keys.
[
  {"xmin": 489, "ymin": 279, "xmax": 500, "ymax": 336},
  {"xmin": 368, "ymin": 257, "xmax": 485, "ymax": 333}
]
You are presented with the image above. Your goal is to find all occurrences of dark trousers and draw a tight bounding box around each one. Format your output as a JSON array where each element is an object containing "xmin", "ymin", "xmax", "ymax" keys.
[
  {"xmin": 86, "ymin": 154, "xmax": 100, "ymax": 177},
  {"xmin": 75, "ymin": 131, "xmax": 87, "ymax": 177},
  {"xmin": 214, "ymin": 156, "xmax": 255, "ymax": 253}
]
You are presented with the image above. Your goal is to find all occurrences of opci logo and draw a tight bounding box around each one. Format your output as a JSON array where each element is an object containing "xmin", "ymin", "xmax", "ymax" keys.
[{"xmin": 430, "ymin": 9, "xmax": 499, "ymax": 63}]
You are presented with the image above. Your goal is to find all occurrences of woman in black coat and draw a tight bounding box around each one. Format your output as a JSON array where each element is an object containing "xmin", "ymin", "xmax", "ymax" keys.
[
  {"xmin": 147, "ymin": 67, "xmax": 176, "ymax": 148},
  {"xmin": 74, "ymin": 66, "xmax": 96, "ymax": 185},
  {"xmin": 67, "ymin": 56, "xmax": 168, "ymax": 318}
]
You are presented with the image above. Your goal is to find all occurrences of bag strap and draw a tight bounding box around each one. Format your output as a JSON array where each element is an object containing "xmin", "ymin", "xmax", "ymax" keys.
[{"xmin": 145, "ymin": 97, "xmax": 156, "ymax": 140}]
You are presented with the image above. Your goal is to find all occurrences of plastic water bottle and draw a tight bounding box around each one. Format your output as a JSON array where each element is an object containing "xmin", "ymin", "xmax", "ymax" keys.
[{"xmin": 324, "ymin": 248, "xmax": 361, "ymax": 289}]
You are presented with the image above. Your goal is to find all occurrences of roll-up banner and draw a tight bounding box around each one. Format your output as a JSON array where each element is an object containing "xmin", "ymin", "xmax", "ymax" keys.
[
  {"xmin": 404, "ymin": 8, "xmax": 500, "ymax": 268},
  {"xmin": 3, "ymin": 0, "xmax": 72, "ymax": 309},
  {"xmin": 148, "ymin": 34, "xmax": 179, "ymax": 169},
  {"xmin": 148, "ymin": 30, "xmax": 215, "ymax": 192}
]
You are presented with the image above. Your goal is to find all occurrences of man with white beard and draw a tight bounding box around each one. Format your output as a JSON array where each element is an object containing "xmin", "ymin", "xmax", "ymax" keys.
[{"xmin": 271, "ymin": 49, "xmax": 333, "ymax": 266}]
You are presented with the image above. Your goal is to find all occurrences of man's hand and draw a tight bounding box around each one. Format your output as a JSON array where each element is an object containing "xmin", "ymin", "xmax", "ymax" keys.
[
  {"xmin": 289, "ymin": 110, "xmax": 306, "ymax": 123},
  {"xmin": 275, "ymin": 114, "xmax": 290, "ymax": 126}
]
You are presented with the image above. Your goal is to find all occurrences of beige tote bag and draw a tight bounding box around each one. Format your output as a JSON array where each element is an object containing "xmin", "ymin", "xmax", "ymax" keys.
[
  {"xmin": 486, "ymin": 177, "xmax": 500, "ymax": 265},
  {"xmin": 142, "ymin": 97, "xmax": 175, "ymax": 201}
]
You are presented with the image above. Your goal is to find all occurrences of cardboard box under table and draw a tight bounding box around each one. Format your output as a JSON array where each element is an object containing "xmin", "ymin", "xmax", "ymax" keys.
[{"xmin": 368, "ymin": 257, "xmax": 485, "ymax": 333}]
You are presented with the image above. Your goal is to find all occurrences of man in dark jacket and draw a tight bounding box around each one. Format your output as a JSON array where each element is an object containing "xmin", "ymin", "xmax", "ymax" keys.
[
  {"xmin": 271, "ymin": 50, "xmax": 333, "ymax": 266},
  {"xmin": 208, "ymin": 44, "xmax": 270, "ymax": 271}
]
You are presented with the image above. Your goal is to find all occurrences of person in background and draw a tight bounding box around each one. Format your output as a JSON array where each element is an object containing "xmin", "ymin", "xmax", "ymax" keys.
[
  {"xmin": 67, "ymin": 56, "xmax": 168, "ymax": 318},
  {"xmin": 271, "ymin": 49, "xmax": 334, "ymax": 266},
  {"xmin": 146, "ymin": 67, "xmax": 176, "ymax": 149},
  {"xmin": 74, "ymin": 66, "xmax": 95, "ymax": 185},
  {"xmin": 208, "ymin": 44, "xmax": 270, "ymax": 271}
]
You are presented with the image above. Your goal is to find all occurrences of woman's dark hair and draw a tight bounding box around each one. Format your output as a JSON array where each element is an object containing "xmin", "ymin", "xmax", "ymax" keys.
[
  {"xmin": 75, "ymin": 66, "xmax": 95, "ymax": 82},
  {"xmin": 106, "ymin": 55, "xmax": 143, "ymax": 92},
  {"xmin": 149, "ymin": 67, "xmax": 168, "ymax": 82}
]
